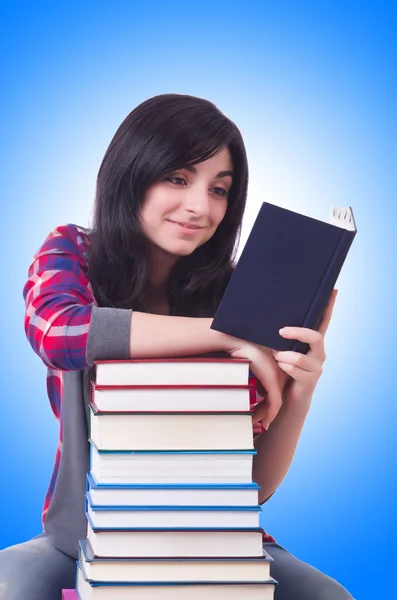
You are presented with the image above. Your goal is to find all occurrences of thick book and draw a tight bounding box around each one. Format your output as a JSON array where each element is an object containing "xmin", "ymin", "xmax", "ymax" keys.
[
  {"xmin": 211, "ymin": 202, "xmax": 357, "ymax": 353},
  {"xmin": 87, "ymin": 517, "xmax": 265, "ymax": 558},
  {"xmin": 76, "ymin": 564, "xmax": 276, "ymax": 599},
  {"xmin": 89, "ymin": 445, "xmax": 256, "ymax": 485},
  {"xmin": 87, "ymin": 473, "xmax": 260, "ymax": 506},
  {"xmin": 78, "ymin": 538, "xmax": 273, "ymax": 583},
  {"xmin": 89, "ymin": 405, "xmax": 254, "ymax": 451},
  {"xmin": 94, "ymin": 357, "xmax": 250, "ymax": 386},
  {"xmin": 62, "ymin": 591, "xmax": 77, "ymax": 600},
  {"xmin": 91, "ymin": 383, "xmax": 251, "ymax": 413},
  {"xmin": 86, "ymin": 494, "xmax": 262, "ymax": 529}
]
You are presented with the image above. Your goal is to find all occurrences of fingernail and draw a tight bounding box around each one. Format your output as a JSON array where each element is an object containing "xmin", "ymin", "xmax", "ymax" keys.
[{"xmin": 264, "ymin": 422, "xmax": 270, "ymax": 430}]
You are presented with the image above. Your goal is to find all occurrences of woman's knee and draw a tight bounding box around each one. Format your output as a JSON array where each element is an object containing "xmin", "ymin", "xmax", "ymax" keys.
[
  {"xmin": 273, "ymin": 571, "xmax": 354, "ymax": 600},
  {"xmin": 265, "ymin": 543, "xmax": 354, "ymax": 600},
  {"xmin": 0, "ymin": 536, "xmax": 75, "ymax": 600}
]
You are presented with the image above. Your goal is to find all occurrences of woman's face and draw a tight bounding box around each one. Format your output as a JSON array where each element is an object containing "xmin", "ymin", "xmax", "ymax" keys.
[{"xmin": 139, "ymin": 147, "xmax": 233, "ymax": 259}]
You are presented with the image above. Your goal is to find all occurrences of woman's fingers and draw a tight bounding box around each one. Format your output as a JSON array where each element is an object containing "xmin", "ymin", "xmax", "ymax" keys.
[
  {"xmin": 279, "ymin": 327, "xmax": 325, "ymax": 359},
  {"xmin": 279, "ymin": 289, "xmax": 338, "ymax": 357},
  {"xmin": 252, "ymin": 397, "xmax": 268, "ymax": 424},
  {"xmin": 252, "ymin": 380, "xmax": 283, "ymax": 430},
  {"xmin": 265, "ymin": 382, "xmax": 283, "ymax": 429},
  {"xmin": 272, "ymin": 350, "xmax": 321, "ymax": 373}
]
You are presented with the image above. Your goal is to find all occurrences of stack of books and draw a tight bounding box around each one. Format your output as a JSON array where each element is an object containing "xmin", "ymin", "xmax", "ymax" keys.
[{"xmin": 68, "ymin": 356, "xmax": 277, "ymax": 599}]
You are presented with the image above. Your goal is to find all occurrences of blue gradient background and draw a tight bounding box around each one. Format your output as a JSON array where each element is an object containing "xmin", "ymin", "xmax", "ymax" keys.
[{"xmin": 1, "ymin": 1, "xmax": 395, "ymax": 598}]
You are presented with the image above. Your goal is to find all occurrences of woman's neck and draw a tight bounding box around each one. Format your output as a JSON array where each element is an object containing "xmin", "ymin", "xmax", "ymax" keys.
[
  {"xmin": 143, "ymin": 284, "xmax": 170, "ymax": 315},
  {"xmin": 146, "ymin": 243, "xmax": 178, "ymax": 289},
  {"xmin": 144, "ymin": 243, "xmax": 179, "ymax": 315}
]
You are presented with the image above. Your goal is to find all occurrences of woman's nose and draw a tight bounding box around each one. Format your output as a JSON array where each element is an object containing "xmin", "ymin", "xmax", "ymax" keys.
[{"xmin": 183, "ymin": 187, "xmax": 210, "ymax": 216}]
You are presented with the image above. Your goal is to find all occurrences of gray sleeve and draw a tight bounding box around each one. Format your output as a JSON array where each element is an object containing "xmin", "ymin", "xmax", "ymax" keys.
[{"xmin": 86, "ymin": 305, "xmax": 133, "ymax": 366}]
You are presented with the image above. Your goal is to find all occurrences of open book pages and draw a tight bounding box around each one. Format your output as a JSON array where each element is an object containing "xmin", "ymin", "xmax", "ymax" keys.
[{"xmin": 329, "ymin": 205, "xmax": 356, "ymax": 231}]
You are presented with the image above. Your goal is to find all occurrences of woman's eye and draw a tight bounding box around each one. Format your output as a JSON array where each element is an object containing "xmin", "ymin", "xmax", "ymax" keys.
[
  {"xmin": 166, "ymin": 176, "xmax": 186, "ymax": 185},
  {"xmin": 212, "ymin": 187, "xmax": 228, "ymax": 197}
]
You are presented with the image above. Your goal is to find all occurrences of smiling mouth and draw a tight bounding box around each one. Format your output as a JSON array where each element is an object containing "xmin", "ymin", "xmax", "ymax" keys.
[{"xmin": 167, "ymin": 220, "xmax": 204, "ymax": 230}]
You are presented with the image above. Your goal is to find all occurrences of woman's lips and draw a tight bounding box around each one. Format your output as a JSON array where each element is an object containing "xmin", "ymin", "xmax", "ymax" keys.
[{"xmin": 167, "ymin": 220, "xmax": 204, "ymax": 234}]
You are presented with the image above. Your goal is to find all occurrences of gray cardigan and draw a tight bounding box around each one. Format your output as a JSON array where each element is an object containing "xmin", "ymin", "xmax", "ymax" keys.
[{"xmin": 43, "ymin": 305, "xmax": 132, "ymax": 559}]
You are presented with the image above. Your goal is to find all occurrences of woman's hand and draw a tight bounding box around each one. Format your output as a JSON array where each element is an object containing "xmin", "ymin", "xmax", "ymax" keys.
[
  {"xmin": 224, "ymin": 288, "xmax": 338, "ymax": 429},
  {"xmin": 227, "ymin": 339, "xmax": 287, "ymax": 430},
  {"xmin": 272, "ymin": 289, "xmax": 338, "ymax": 407}
]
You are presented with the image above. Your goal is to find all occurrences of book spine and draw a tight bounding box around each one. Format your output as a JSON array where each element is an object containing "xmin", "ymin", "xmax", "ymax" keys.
[{"xmin": 291, "ymin": 227, "xmax": 356, "ymax": 353}]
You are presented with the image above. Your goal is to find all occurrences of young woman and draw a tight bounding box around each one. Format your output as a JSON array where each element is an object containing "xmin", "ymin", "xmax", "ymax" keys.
[{"xmin": 0, "ymin": 93, "xmax": 353, "ymax": 599}]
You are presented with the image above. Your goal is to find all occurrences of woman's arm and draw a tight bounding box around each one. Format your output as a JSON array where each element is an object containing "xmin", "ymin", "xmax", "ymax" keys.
[
  {"xmin": 253, "ymin": 395, "xmax": 312, "ymax": 504},
  {"xmin": 129, "ymin": 312, "xmax": 231, "ymax": 357},
  {"xmin": 253, "ymin": 291, "xmax": 337, "ymax": 504},
  {"xmin": 23, "ymin": 225, "xmax": 95, "ymax": 371},
  {"xmin": 23, "ymin": 225, "xmax": 234, "ymax": 370},
  {"xmin": 23, "ymin": 225, "xmax": 284, "ymax": 429}
]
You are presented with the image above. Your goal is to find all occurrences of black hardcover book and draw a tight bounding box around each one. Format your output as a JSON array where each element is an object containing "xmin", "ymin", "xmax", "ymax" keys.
[{"xmin": 211, "ymin": 202, "xmax": 357, "ymax": 354}]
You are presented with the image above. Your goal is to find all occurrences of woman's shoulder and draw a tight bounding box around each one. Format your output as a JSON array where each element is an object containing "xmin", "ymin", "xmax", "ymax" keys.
[{"xmin": 33, "ymin": 223, "xmax": 92, "ymax": 260}]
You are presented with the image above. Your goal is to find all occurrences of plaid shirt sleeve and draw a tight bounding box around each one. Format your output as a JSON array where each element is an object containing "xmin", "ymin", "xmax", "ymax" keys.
[{"xmin": 22, "ymin": 224, "xmax": 94, "ymax": 371}]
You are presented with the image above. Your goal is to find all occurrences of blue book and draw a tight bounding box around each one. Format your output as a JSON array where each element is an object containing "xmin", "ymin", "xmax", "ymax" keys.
[
  {"xmin": 89, "ymin": 443, "xmax": 257, "ymax": 487},
  {"xmin": 78, "ymin": 538, "xmax": 274, "ymax": 583},
  {"xmin": 85, "ymin": 490, "xmax": 262, "ymax": 530},
  {"xmin": 76, "ymin": 562, "xmax": 277, "ymax": 599},
  {"xmin": 87, "ymin": 471, "xmax": 260, "ymax": 490},
  {"xmin": 212, "ymin": 202, "xmax": 357, "ymax": 353},
  {"xmin": 86, "ymin": 512, "xmax": 266, "ymax": 559},
  {"xmin": 86, "ymin": 472, "xmax": 260, "ymax": 510}
]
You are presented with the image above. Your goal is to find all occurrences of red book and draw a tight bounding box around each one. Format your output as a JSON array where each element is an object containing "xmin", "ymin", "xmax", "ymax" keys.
[
  {"xmin": 93, "ymin": 357, "xmax": 251, "ymax": 387},
  {"xmin": 62, "ymin": 590, "xmax": 77, "ymax": 599}
]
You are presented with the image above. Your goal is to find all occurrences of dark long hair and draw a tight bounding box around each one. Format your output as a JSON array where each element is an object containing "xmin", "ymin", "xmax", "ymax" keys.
[{"xmin": 86, "ymin": 93, "xmax": 248, "ymax": 317}]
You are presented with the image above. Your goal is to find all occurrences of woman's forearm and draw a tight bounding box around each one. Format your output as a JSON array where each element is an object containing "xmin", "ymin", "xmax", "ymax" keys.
[
  {"xmin": 129, "ymin": 312, "xmax": 232, "ymax": 358},
  {"xmin": 253, "ymin": 396, "xmax": 312, "ymax": 504}
]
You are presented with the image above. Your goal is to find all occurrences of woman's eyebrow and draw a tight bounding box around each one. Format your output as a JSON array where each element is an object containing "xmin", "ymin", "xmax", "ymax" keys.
[
  {"xmin": 183, "ymin": 165, "xmax": 233, "ymax": 178},
  {"xmin": 216, "ymin": 170, "xmax": 234, "ymax": 178}
]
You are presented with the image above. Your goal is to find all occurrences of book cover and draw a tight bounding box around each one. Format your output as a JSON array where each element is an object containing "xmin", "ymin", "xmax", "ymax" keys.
[
  {"xmin": 211, "ymin": 202, "xmax": 357, "ymax": 353},
  {"xmin": 86, "ymin": 514, "xmax": 265, "ymax": 558},
  {"xmin": 76, "ymin": 562, "xmax": 277, "ymax": 599},
  {"xmin": 87, "ymin": 470, "xmax": 259, "ymax": 489},
  {"xmin": 88, "ymin": 445, "xmax": 256, "ymax": 485},
  {"xmin": 79, "ymin": 538, "xmax": 274, "ymax": 563},
  {"xmin": 85, "ymin": 491, "xmax": 262, "ymax": 528},
  {"xmin": 91, "ymin": 381, "xmax": 252, "ymax": 413},
  {"xmin": 94, "ymin": 357, "xmax": 251, "ymax": 386},
  {"xmin": 86, "ymin": 471, "xmax": 260, "ymax": 506},
  {"xmin": 86, "ymin": 513, "xmax": 264, "ymax": 533},
  {"xmin": 88, "ymin": 405, "xmax": 255, "ymax": 451},
  {"xmin": 78, "ymin": 538, "xmax": 274, "ymax": 583}
]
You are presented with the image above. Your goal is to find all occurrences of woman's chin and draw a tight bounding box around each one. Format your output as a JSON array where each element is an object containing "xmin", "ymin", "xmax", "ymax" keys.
[{"xmin": 161, "ymin": 239, "xmax": 203, "ymax": 257}]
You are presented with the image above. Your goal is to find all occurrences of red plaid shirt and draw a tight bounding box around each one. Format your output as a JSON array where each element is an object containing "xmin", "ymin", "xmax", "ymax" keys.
[{"xmin": 22, "ymin": 224, "xmax": 275, "ymax": 543}]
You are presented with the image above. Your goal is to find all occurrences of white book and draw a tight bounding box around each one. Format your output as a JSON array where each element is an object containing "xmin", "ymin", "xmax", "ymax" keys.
[
  {"xmin": 86, "ymin": 499, "xmax": 261, "ymax": 529},
  {"xmin": 89, "ymin": 407, "xmax": 254, "ymax": 451},
  {"xmin": 77, "ymin": 565, "xmax": 276, "ymax": 600},
  {"xmin": 87, "ymin": 478, "xmax": 259, "ymax": 508},
  {"xmin": 94, "ymin": 357, "xmax": 250, "ymax": 387},
  {"xmin": 87, "ymin": 521, "xmax": 265, "ymax": 558},
  {"xmin": 92, "ymin": 385, "xmax": 251, "ymax": 413},
  {"xmin": 78, "ymin": 539, "xmax": 273, "ymax": 583},
  {"xmin": 89, "ymin": 446, "xmax": 256, "ymax": 485}
]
